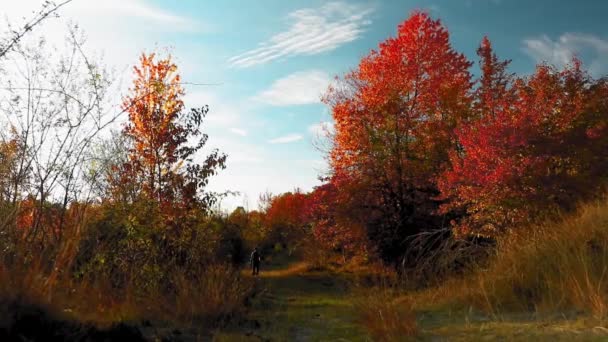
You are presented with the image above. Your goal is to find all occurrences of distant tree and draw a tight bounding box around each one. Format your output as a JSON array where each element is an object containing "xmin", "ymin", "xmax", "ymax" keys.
[
  {"xmin": 228, "ymin": 206, "xmax": 249, "ymax": 228},
  {"xmin": 264, "ymin": 190, "xmax": 313, "ymax": 251}
]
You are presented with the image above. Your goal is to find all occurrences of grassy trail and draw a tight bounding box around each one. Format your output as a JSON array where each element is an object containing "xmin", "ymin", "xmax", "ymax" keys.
[
  {"xmin": 214, "ymin": 259, "xmax": 368, "ymax": 341},
  {"xmin": 212, "ymin": 258, "xmax": 608, "ymax": 341}
]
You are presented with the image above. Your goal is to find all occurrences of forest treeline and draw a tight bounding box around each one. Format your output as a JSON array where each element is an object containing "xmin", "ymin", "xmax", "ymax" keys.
[{"xmin": 0, "ymin": 5, "xmax": 607, "ymax": 339}]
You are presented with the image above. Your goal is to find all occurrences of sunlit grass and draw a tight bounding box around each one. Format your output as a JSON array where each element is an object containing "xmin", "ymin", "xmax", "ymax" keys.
[{"xmin": 365, "ymin": 200, "xmax": 608, "ymax": 340}]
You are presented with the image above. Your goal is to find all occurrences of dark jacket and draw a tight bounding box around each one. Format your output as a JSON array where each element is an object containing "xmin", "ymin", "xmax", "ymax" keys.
[{"xmin": 250, "ymin": 250, "xmax": 261, "ymax": 265}]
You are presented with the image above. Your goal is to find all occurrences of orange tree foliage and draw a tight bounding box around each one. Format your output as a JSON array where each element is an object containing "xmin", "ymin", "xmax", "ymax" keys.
[
  {"xmin": 263, "ymin": 190, "xmax": 313, "ymax": 249},
  {"xmin": 440, "ymin": 43, "xmax": 608, "ymax": 235},
  {"xmin": 323, "ymin": 12, "xmax": 472, "ymax": 264},
  {"xmin": 116, "ymin": 53, "xmax": 226, "ymax": 213}
]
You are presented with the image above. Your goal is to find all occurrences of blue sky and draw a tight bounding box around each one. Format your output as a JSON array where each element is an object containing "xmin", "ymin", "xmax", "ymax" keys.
[{"xmin": 4, "ymin": 0, "xmax": 608, "ymax": 210}]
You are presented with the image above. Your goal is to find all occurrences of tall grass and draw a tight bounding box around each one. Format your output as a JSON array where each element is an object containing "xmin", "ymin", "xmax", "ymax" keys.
[
  {"xmin": 354, "ymin": 289, "xmax": 418, "ymax": 341},
  {"xmin": 464, "ymin": 200, "xmax": 608, "ymax": 318},
  {"xmin": 401, "ymin": 200, "xmax": 608, "ymax": 320},
  {"xmin": 357, "ymin": 200, "xmax": 608, "ymax": 338},
  {"xmin": 0, "ymin": 206, "xmax": 255, "ymax": 338},
  {"xmin": 0, "ymin": 256, "xmax": 253, "ymax": 340}
]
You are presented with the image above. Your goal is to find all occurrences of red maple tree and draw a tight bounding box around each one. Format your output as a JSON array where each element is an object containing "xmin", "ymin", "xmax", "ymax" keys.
[{"xmin": 323, "ymin": 12, "xmax": 473, "ymax": 262}]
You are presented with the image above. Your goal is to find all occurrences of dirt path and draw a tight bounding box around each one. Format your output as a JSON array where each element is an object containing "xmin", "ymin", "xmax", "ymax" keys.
[{"xmin": 214, "ymin": 261, "xmax": 368, "ymax": 341}]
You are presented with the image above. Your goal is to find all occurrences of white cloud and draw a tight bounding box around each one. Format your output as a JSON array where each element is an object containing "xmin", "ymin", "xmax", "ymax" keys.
[
  {"xmin": 1, "ymin": 1, "xmax": 203, "ymax": 75},
  {"xmin": 254, "ymin": 70, "xmax": 331, "ymax": 106},
  {"xmin": 207, "ymin": 160, "xmax": 322, "ymax": 212},
  {"xmin": 183, "ymin": 92, "xmax": 264, "ymax": 163},
  {"xmin": 204, "ymin": 136, "xmax": 264, "ymax": 164},
  {"xmin": 523, "ymin": 33, "xmax": 608, "ymax": 76},
  {"xmin": 229, "ymin": 127, "xmax": 247, "ymax": 136},
  {"xmin": 268, "ymin": 134, "xmax": 303, "ymax": 144},
  {"xmin": 184, "ymin": 91, "xmax": 242, "ymax": 128},
  {"xmin": 308, "ymin": 121, "xmax": 335, "ymax": 137},
  {"xmin": 89, "ymin": 0, "xmax": 193, "ymax": 27},
  {"xmin": 227, "ymin": 1, "xmax": 374, "ymax": 68},
  {"xmin": 3, "ymin": 0, "xmax": 195, "ymax": 28}
]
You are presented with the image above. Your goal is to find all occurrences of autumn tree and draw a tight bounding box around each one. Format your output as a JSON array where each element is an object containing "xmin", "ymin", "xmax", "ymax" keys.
[
  {"xmin": 473, "ymin": 36, "xmax": 515, "ymax": 119},
  {"xmin": 263, "ymin": 190, "xmax": 313, "ymax": 252},
  {"xmin": 440, "ymin": 38, "xmax": 608, "ymax": 235},
  {"xmin": 309, "ymin": 182, "xmax": 368, "ymax": 260},
  {"xmin": 323, "ymin": 12, "xmax": 472, "ymax": 264},
  {"xmin": 117, "ymin": 53, "xmax": 226, "ymax": 212},
  {"xmin": 76, "ymin": 53, "xmax": 230, "ymax": 290}
]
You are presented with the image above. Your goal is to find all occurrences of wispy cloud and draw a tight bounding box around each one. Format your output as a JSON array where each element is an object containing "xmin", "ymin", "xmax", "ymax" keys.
[
  {"xmin": 4, "ymin": 0, "xmax": 196, "ymax": 30},
  {"xmin": 268, "ymin": 134, "xmax": 303, "ymax": 144},
  {"xmin": 228, "ymin": 1, "xmax": 374, "ymax": 68},
  {"xmin": 85, "ymin": 0, "xmax": 193, "ymax": 26},
  {"xmin": 425, "ymin": 4, "xmax": 441, "ymax": 13},
  {"xmin": 308, "ymin": 121, "xmax": 335, "ymax": 137},
  {"xmin": 184, "ymin": 91, "xmax": 241, "ymax": 128},
  {"xmin": 229, "ymin": 127, "xmax": 247, "ymax": 136},
  {"xmin": 2, "ymin": 0, "xmax": 202, "ymax": 74},
  {"xmin": 523, "ymin": 33, "xmax": 608, "ymax": 76},
  {"xmin": 254, "ymin": 70, "xmax": 330, "ymax": 106}
]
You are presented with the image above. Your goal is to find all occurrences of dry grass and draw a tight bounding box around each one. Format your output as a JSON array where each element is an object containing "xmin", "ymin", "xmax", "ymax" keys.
[
  {"xmin": 0, "ymin": 203, "xmax": 256, "ymax": 339},
  {"xmin": 0, "ymin": 242, "xmax": 254, "ymax": 339},
  {"xmin": 172, "ymin": 264, "xmax": 253, "ymax": 324},
  {"xmin": 354, "ymin": 289, "xmax": 418, "ymax": 341},
  {"xmin": 465, "ymin": 200, "xmax": 608, "ymax": 318},
  {"xmin": 399, "ymin": 200, "xmax": 608, "ymax": 321},
  {"xmin": 350, "ymin": 200, "xmax": 608, "ymax": 339}
]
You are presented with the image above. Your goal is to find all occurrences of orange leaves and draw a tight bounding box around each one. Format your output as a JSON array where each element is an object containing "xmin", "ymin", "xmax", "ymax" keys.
[
  {"xmin": 264, "ymin": 190, "xmax": 312, "ymax": 230},
  {"xmin": 122, "ymin": 53, "xmax": 185, "ymax": 174},
  {"xmin": 121, "ymin": 52, "xmax": 186, "ymax": 201},
  {"xmin": 114, "ymin": 52, "xmax": 226, "ymax": 215}
]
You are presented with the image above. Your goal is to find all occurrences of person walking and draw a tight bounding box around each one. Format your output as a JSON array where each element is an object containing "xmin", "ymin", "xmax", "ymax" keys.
[{"xmin": 250, "ymin": 247, "xmax": 261, "ymax": 276}]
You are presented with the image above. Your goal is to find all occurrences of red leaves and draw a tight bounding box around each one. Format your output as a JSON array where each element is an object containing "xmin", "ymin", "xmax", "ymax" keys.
[
  {"xmin": 308, "ymin": 182, "xmax": 368, "ymax": 255},
  {"xmin": 264, "ymin": 190, "xmax": 312, "ymax": 230},
  {"xmin": 327, "ymin": 12, "xmax": 472, "ymax": 183},
  {"xmin": 440, "ymin": 45, "xmax": 608, "ymax": 235},
  {"xmin": 323, "ymin": 12, "xmax": 608, "ymax": 242}
]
